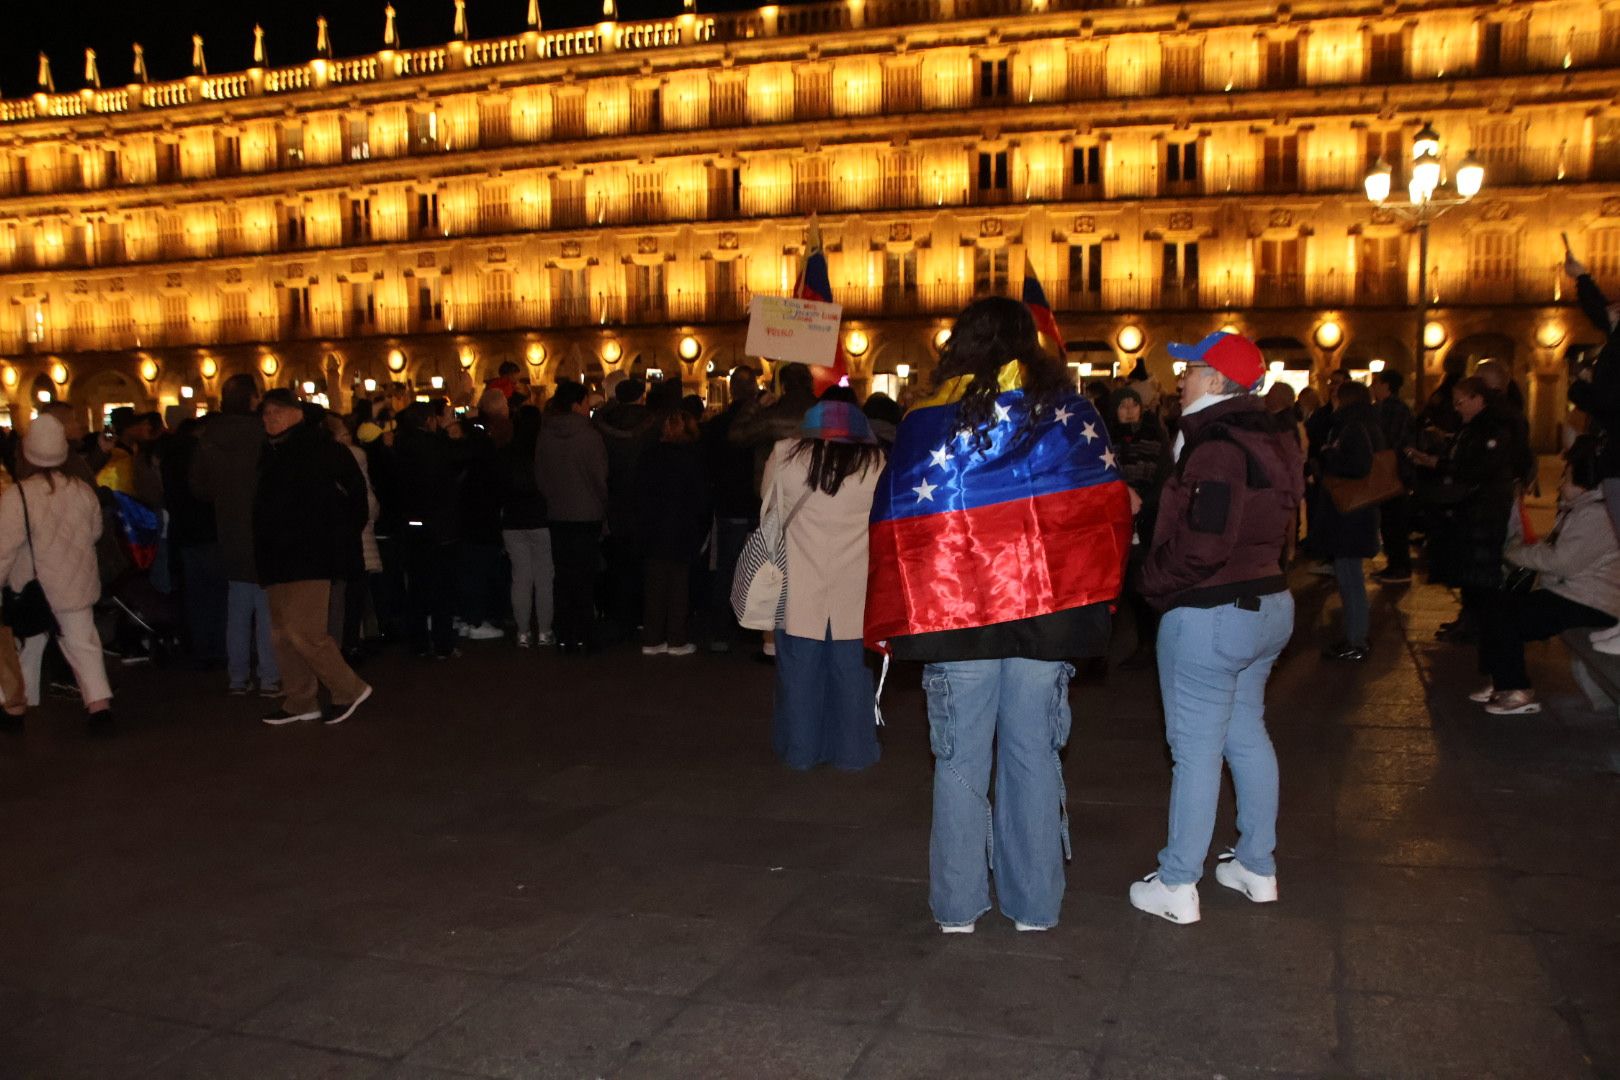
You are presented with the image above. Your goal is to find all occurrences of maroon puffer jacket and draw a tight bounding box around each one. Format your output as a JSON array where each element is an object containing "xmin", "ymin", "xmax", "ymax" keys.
[{"xmin": 1141, "ymin": 396, "xmax": 1304, "ymax": 612}]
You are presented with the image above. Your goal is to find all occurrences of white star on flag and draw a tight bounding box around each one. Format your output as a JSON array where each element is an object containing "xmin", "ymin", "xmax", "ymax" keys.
[
  {"xmin": 993, "ymin": 403, "xmax": 1012, "ymax": 424},
  {"xmin": 913, "ymin": 479, "xmax": 938, "ymax": 502},
  {"xmin": 1080, "ymin": 421, "xmax": 1098, "ymax": 443},
  {"xmin": 1053, "ymin": 406, "xmax": 1073, "ymax": 427},
  {"xmin": 930, "ymin": 445, "xmax": 952, "ymax": 469},
  {"xmin": 1101, "ymin": 448, "xmax": 1117, "ymax": 470}
]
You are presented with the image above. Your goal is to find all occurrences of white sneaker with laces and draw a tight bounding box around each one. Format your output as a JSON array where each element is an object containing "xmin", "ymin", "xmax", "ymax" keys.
[
  {"xmin": 1468, "ymin": 682, "xmax": 1497, "ymax": 704},
  {"xmin": 1129, "ymin": 872, "xmax": 1201, "ymax": 924},
  {"xmin": 1214, "ymin": 851, "xmax": 1279, "ymax": 903},
  {"xmin": 938, "ymin": 921, "xmax": 975, "ymax": 934}
]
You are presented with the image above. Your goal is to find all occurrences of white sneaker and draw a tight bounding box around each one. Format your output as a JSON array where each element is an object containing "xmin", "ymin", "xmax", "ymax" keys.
[
  {"xmin": 1468, "ymin": 682, "xmax": 1497, "ymax": 704},
  {"xmin": 1129, "ymin": 872, "xmax": 1201, "ymax": 924},
  {"xmin": 666, "ymin": 643, "xmax": 697, "ymax": 657},
  {"xmin": 1214, "ymin": 851, "xmax": 1279, "ymax": 903},
  {"xmin": 324, "ymin": 684, "xmax": 373, "ymax": 726},
  {"xmin": 516, "ymin": 633, "xmax": 532, "ymax": 649},
  {"xmin": 1013, "ymin": 921, "xmax": 1049, "ymax": 932},
  {"xmin": 641, "ymin": 643, "xmax": 668, "ymax": 656},
  {"xmin": 938, "ymin": 921, "xmax": 975, "ymax": 934},
  {"xmin": 463, "ymin": 623, "xmax": 504, "ymax": 641},
  {"xmin": 1484, "ymin": 689, "xmax": 1543, "ymax": 715},
  {"xmin": 1596, "ymin": 634, "xmax": 1620, "ymax": 657}
]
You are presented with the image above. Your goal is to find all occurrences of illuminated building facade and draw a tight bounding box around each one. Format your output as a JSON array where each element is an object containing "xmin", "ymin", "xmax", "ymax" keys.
[{"xmin": 0, "ymin": 0, "xmax": 1615, "ymax": 445}]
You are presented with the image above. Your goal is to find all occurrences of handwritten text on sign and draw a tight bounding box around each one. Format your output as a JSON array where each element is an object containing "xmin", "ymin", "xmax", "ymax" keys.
[{"xmin": 744, "ymin": 296, "xmax": 843, "ymax": 368}]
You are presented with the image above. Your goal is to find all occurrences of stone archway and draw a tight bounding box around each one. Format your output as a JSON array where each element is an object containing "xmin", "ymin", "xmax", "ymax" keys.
[
  {"xmin": 76, "ymin": 368, "xmax": 147, "ymax": 435},
  {"xmin": 1447, "ymin": 332, "xmax": 1518, "ymax": 373}
]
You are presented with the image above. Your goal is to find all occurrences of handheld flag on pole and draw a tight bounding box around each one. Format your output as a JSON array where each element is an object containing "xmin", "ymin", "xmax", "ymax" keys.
[
  {"xmin": 1021, "ymin": 258, "xmax": 1066, "ymax": 356},
  {"xmin": 792, "ymin": 216, "xmax": 849, "ymax": 391}
]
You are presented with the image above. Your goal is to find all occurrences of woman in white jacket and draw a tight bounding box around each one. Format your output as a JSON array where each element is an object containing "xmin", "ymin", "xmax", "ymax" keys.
[
  {"xmin": 1473, "ymin": 436, "xmax": 1620, "ymax": 715},
  {"xmin": 0, "ymin": 415, "xmax": 113, "ymax": 732}
]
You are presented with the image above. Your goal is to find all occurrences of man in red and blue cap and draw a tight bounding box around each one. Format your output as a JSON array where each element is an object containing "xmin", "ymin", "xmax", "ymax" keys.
[{"xmin": 1127, "ymin": 331, "xmax": 1305, "ymax": 927}]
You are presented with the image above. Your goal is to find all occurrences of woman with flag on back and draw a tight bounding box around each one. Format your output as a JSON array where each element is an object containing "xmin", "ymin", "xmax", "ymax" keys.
[{"xmin": 865, "ymin": 296, "xmax": 1134, "ymax": 934}]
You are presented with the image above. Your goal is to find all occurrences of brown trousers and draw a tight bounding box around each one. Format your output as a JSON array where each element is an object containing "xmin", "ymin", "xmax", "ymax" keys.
[{"xmin": 266, "ymin": 581, "xmax": 366, "ymax": 716}]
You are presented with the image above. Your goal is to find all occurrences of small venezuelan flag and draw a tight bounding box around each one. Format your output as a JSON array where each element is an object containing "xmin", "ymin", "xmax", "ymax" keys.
[
  {"xmin": 793, "ymin": 217, "xmax": 849, "ymax": 390},
  {"xmin": 1021, "ymin": 262, "xmax": 1067, "ymax": 354},
  {"xmin": 864, "ymin": 362, "xmax": 1133, "ymax": 650}
]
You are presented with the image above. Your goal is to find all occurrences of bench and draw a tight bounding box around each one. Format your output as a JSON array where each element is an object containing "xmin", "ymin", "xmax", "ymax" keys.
[{"xmin": 1557, "ymin": 630, "xmax": 1620, "ymax": 773}]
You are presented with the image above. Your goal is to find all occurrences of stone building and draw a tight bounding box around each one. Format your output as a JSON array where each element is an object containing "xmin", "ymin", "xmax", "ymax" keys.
[{"xmin": 0, "ymin": 0, "xmax": 1616, "ymax": 447}]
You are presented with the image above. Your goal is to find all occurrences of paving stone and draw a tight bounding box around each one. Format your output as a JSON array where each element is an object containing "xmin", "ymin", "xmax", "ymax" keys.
[
  {"xmin": 152, "ymin": 1033, "xmax": 386, "ymax": 1079},
  {"xmin": 1135, "ymin": 912, "xmax": 1337, "ymax": 987},
  {"xmin": 615, "ymin": 1001, "xmax": 877, "ymax": 1080},
  {"xmin": 1507, "ymin": 875, "xmax": 1620, "ymax": 941},
  {"xmin": 1344, "ymin": 993, "xmax": 1589, "ymax": 1079},
  {"xmin": 700, "ymin": 929, "xmax": 936, "ymax": 1018},
  {"xmin": 1338, "ymin": 865, "xmax": 1518, "ymax": 927},
  {"xmin": 366, "ymin": 898, "xmax": 587, "ymax": 975},
  {"xmin": 768, "ymin": 873, "xmax": 939, "ymax": 940},
  {"xmin": 529, "ymin": 912, "xmax": 754, "ymax": 995},
  {"xmin": 408, "ymin": 982, "xmax": 679, "ymax": 1080},
  {"xmin": 238, "ymin": 957, "xmax": 502, "ymax": 1057},
  {"xmin": 1106, "ymin": 971, "xmax": 1339, "ymax": 1075},
  {"xmin": 0, "ymin": 1001, "xmax": 205, "ymax": 1080},
  {"xmin": 896, "ymin": 950, "xmax": 1121, "ymax": 1048},
  {"xmin": 1533, "ymin": 933, "xmax": 1620, "ymax": 1012},
  {"xmin": 1341, "ymin": 923, "xmax": 1554, "ymax": 1003},
  {"xmin": 848, "ymin": 1029, "xmax": 1092, "ymax": 1079}
]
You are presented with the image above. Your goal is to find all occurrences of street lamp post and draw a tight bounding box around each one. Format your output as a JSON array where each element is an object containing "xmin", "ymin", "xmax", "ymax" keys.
[{"xmin": 1363, "ymin": 122, "xmax": 1484, "ymax": 409}]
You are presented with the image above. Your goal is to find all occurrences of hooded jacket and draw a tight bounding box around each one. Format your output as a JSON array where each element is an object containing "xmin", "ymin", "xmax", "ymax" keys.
[
  {"xmin": 190, "ymin": 412, "xmax": 267, "ymax": 582},
  {"xmin": 536, "ymin": 411, "xmax": 609, "ymax": 524},
  {"xmin": 1142, "ymin": 397, "xmax": 1305, "ymax": 612}
]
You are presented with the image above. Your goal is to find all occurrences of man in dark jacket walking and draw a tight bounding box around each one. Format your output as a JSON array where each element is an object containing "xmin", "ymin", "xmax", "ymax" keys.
[
  {"xmin": 1131, "ymin": 332, "xmax": 1304, "ymax": 927},
  {"xmin": 1371, "ymin": 370, "xmax": 1416, "ymax": 584},
  {"xmin": 253, "ymin": 392, "xmax": 371, "ymax": 726},
  {"xmin": 191, "ymin": 374, "xmax": 280, "ymax": 696}
]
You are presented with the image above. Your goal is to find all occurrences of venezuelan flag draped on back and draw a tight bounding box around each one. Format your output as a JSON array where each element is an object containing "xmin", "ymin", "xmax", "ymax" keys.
[
  {"xmin": 793, "ymin": 217, "xmax": 849, "ymax": 391},
  {"xmin": 864, "ymin": 362, "xmax": 1133, "ymax": 651}
]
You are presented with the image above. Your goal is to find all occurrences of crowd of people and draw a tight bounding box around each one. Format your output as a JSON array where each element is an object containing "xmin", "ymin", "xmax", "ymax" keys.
[{"xmin": 0, "ymin": 258, "xmax": 1616, "ymax": 932}]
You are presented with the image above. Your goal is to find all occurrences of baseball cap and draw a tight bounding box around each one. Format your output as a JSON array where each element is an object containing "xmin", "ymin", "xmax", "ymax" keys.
[{"xmin": 1167, "ymin": 331, "xmax": 1266, "ymax": 389}]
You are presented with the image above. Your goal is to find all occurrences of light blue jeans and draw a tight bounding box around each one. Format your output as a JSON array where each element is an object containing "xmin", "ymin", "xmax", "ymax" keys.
[
  {"xmin": 227, "ymin": 581, "xmax": 280, "ymax": 690},
  {"xmin": 923, "ymin": 659, "xmax": 1074, "ymax": 929},
  {"xmin": 1155, "ymin": 593, "xmax": 1294, "ymax": 886}
]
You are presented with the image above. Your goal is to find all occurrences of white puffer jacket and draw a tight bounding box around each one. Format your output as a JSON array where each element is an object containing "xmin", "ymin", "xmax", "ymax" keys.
[{"xmin": 0, "ymin": 473, "xmax": 104, "ymax": 613}]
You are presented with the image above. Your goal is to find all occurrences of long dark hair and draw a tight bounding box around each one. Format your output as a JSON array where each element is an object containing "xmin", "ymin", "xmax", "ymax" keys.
[
  {"xmin": 935, "ymin": 296, "xmax": 1073, "ymax": 452},
  {"xmin": 788, "ymin": 440, "xmax": 885, "ymax": 496}
]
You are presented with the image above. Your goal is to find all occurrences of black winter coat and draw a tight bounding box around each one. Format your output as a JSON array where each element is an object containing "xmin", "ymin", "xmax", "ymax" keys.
[
  {"xmin": 1422, "ymin": 406, "xmax": 1518, "ymax": 591},
  {"xmin": 457, "ymin": 426, "xmax": 505, "ymax": 546},
  {"xmin": 1569, "ymin": 274, "xmax": 1620, "ymax": 481},
  {"xmin": 1311, "ymin": 402, "xmax": 1386, "ymax": 560},
  {"xmin": 253, "ymin": 421, "xmax": 368, "ymax": 585},
  {"xmin": 500, "ymin": 417, "xmax": 547, "ymax": 531},
  {"xmin": 391, "ymin": 427, "xmax": 462, "ymax": 545},
  {"xmin": 634, "ymin": 441, "xmax": 712, "ymax": 562}
]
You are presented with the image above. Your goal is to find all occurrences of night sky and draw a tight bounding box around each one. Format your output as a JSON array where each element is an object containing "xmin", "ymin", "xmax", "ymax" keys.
[{"xmin": 4, "ymin": 0, "xmax": 769, "ymax": 98}]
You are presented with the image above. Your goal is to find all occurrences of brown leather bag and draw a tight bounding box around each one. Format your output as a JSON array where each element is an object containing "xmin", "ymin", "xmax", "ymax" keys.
[{"xmin": 1323, "ymin": 448, "xmax": 1405, "ymax": 514}]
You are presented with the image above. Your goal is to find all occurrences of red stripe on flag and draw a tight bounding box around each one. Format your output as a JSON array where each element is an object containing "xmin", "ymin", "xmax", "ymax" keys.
[{"xmin": 864, "ymin": 481, "xmax": 1133, "ymax": 649}]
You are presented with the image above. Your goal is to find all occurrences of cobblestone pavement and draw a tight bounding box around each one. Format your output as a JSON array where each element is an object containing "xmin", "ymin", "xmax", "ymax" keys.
[{"xmin": 0, "ymin": 574, "xmax": 1616, "ymax": 1079}]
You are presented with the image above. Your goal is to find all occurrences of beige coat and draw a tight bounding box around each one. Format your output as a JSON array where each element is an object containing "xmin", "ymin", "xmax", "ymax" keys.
[
  {"xmin": 0, "ymin": 473, "xmax": 104, "ymax": 613},
  {"xmin": 762, "ymin": 439, "xmax": 881, "ymax": 642}
]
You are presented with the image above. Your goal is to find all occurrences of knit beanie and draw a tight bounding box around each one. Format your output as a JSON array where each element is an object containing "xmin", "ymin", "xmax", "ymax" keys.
[{"xmin": 23, "ymin": 414, "xmax": 69, "ymax": 469}]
